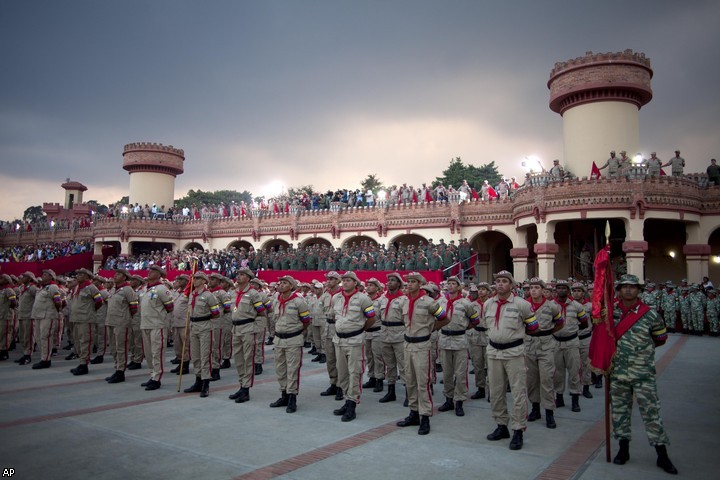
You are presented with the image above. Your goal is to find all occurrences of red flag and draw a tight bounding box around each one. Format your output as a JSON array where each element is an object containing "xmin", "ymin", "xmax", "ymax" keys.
[
  {"xmin": 488, "ymin": 186, "xmax": 498, "ymax": 198},
  {"xmin": 591, "ymin": 161, "xmax": 602, "ymax": 179},
  {"xmin": 273, "ymin": 203, "xmax": 280, "ymax": 214},
  {"xmin": 183, "ymin": 260, "xmax": 198, "ymax": 297},
  {"xmin": 660, "ymin": 169, "xmax": 666, "ymax": 176},
  {"xmin": 470, "ymin": 188, "xmax": 479, "ymax": 200},
  {"xmin": 284, "ymin": 202, "xmax": 289, "ymax": 213},
  {"xmin": 412, "ymin": 191, "xmax": 418, "ymax": 203},
  {"xmin": 424, "ymin": 190, "xmax": 433, "ymax": 202},
  {"xmin": 588, "ymin": 244, "xmax": 616, "ymax": 374}
]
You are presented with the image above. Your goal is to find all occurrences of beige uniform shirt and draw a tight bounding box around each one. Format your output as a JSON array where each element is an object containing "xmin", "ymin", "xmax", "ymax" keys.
[
  {"xmin": 274, "ymin": 292, "xmax": 311, "ymax": 347},
  {"xmin": 189, "ymin": 288, "xmax": 220, "ymax": 319},
  {"xmin": 552, "ymin": 298, "xmax": 588, "ymax": 337},
  {"xmin": 484, "ymin": 293, "xmax": 537, "ymax": 359},
  {"xmin": 0, "ymin": 286, "xmax": 17, "ymax": 320},
  {"xmin": 439, "ymin": 294, "xmax": 480, "ymax": 350},
  {"xmin": 94, "ymin": 288, "xmax": 109, "ymax": 324},
  {"xmin": 172, "ymin": 290, "xmax": 189, "ymax": 328},
  {"xmin": 140, "ymin": 282, "xmax": 174, "ymax": 329},
  {"xmin": 380, "ymin": 291, "xmax": 406, "ymax": 344},
  {"xmin": 229, "ymin": 285, "xmax": 265, "ymax": 335},
  {"xmin": 105, "ymin": 284, "xmax": 138, "ymax": 328},
  {"xmin": 31, "ymin": 283, "xmax": 61, "ymax": 321},
  {"xmin": 69, "ymin": 281, "xmax": 102, "ymax": 324},
  {"xmin": 18, "ymin": 284, "xmax": 39, "ymax": 320},
  {"xmin": 331, "ymin": 290, "xmax": 376, "ymax": 346},
  {"xmin": 403, "ymin": 292, "xmax": 446, "ymax": 352}
]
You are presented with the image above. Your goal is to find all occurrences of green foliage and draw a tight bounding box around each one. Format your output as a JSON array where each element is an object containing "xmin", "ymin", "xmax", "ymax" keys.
[
  {"xmin": 23, "ymin": 205, "xmax": 46, "ymax": 223},
  {"xmin": 113, "ymin": 196, "xmax": 130, "ymax": 206},
  {"xmin": 175, "ymin": 189, "xmax": 253, "ymax": 208},
  {"xmin": 86, "ymin": 200, "xmax": 109, "ymax": 215},
  {"xmin": 287, "ymin": 185, "xmax": 313, "ymax": 198},
  {"xmin": 360, "ymin": 174, "xmax": 383, "ymax": 193},
  {"xmin": 432, "ymin": 157, "xmax": 502, "ymax": 190}
]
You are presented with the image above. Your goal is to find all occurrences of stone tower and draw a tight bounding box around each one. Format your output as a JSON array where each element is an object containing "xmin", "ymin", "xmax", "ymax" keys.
[
  {"xmin": 122, "ymin": 142, "xmax": 184, "ymax": 210},
  {"xmin": 548, "ymin": 49, "xmax": 653, "ymax": 176}
]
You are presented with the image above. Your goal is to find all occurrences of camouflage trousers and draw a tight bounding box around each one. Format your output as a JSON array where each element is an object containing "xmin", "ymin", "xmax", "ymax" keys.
[
  {"xmin": 709, "ymin": 314, "xmax": 719, "ymax": 334},
  {"xmin": 690, "ymin": 309, "xmax": 705, "ymax": 332},
  {"xmin": 680, "ymin": 308, "xmax": 690, "ymax": 330},
  {"xmin": 610, "ymin": 371, "xmax": 670, "ymax": 446}
]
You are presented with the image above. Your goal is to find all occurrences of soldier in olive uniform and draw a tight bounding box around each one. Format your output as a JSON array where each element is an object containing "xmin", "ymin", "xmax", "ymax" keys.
[
  {"xmin": 319, "ymin": 271, "xmax": 343, "ymax": 399},
  {"xmin": 105, "ymin": 269, "xmax": 138, "ymax": 383},
  {"xmin": 140, "ymin": 265, "xmax": 175, "ymax": 390},
  {"xmin": 362, "ymin": 278, "xmax": 385, "ymax": 393},
  {"xmin": 660, "ymin": 283, "xmax": 678, "ymax": 333},
  {"xmin": 553, "ymin": 280, "xmax": 589, "ymax": 412},
  {"xmin": 598, "ymin": 150, "xmax": 621, "ymax": 177},
  {"xmin": 127, "ymin": 275, "xmax": 146, "ymax": 370},
  {"xmin": 208, "ymin": 273, "xmax": 232, "ymax": 380},
  {"xmin": 706, "ymin": 289, "xmax": 719, "ymax": 336},
  {"xmin": 170, "ymin": 275, "xmax": 190, "ymax": 375},
  {"xmin": 16, "ymin": 272, "xmax": 39, "ymax": 365},
  {"xmin": 378, "ymin": 272, "xmax": 407, "ymax": 404},
  {"xmin": 687, "ymin": 284, "xmax": 706, "ymax": 335},
  {"xmin": 31, "ymin": 270, "xmax": 63, "ymax": 369},
  {"xmin": 0, "ymin": 274, "xmax": 18, "ymax": 361},
  {"xmin": 89, "ymin": 275, "xmax": 109, "ymax": 365},
  {"xmin": 183, "ymin": 272, "xmax": 221, "ymax": 397},
  {"xmin": 467, "ymin": 282, "xmax": 491, "ymax": 399},
  {"xmin": 67, "ymin": 269, "xmax": 104, "ymax": 375}
]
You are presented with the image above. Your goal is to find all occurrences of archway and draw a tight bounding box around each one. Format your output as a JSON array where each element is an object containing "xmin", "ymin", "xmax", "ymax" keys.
[
  {"xmin": 228, "ymin": 240, "xmax": 253, "ymax": 252},
  {"xmin": 645, "ymin": 219, "xmax": 687, "ymax": 283},
  {"xmin": 469, "ymin": 231, "xmax": 513, "ymax": 282},
  {"xmin": 131, "ymin": 241, "xmax": 175, "ymax": 256},
  {"xmin": 341, "ymin": 235, "xmax": 379, "ymax": 251},
  {"xmin": 388, "ymin": 233, "xmax": 428, "ymax": 251},
  {"xmin": 300, "ymin": 237, "xmax": 333, "ymax": 249},
  {"xmin": 184, "ymin": 242, "xmax": 205, "ymax": 252},
  {"xmin": 261, "ymin": 239, "xmax": 291, "ymax": 252}
]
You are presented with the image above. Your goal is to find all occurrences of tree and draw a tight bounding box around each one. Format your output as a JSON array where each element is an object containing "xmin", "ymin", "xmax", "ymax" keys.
[
  {"xmin": 174, "ymin": 189, "xmax": 253, "ymax": 208},
  {"xmin": 433, "ymin": 157, "xmax": 502, "ymax": 190},
  {"xmin": 433, "ymin": 157, "xmax": 468, "ymax": 189},
  {"xmin": 361, "ymin": 174, "xmax": 384, "ymax": 193},
  {"xmin": 23, "ymin": 206, "xmax": 46, "ymax": 224},
  {"xmin": 466, "ymin": 161, "xmax": 502, "ymax": 189},
  {"xmin": 287, "ymin": 185, "xmax": 314, "ymax": 198},
  {"xmin": 86, "ymin": 200, "xmax": 109, "ymax": 215}
]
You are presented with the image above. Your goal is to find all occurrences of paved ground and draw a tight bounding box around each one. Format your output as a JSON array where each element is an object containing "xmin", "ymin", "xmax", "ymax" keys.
[{"xmin": 0, "ymin": 332, "xmax": 713, "ymax": 480}]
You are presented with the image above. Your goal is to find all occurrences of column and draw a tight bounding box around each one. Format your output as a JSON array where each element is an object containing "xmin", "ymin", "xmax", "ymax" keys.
[
  {"xmin": 622, "ymin": 241, "xmax": 647, "ymax": 279},
  {"xmin": 683, "ymin": 244, "xmax": 710, "ymax": 283},
  {"xmin": 534, "ymin": 243, "xmax": 558, "ymax": 280},
  {"xmin": 476, "ymin": 253, "xmax": 491, "ymax": 283},
  {"xmin": 510, "ymin": 248, "xmax": 530, "ymax": 281}
]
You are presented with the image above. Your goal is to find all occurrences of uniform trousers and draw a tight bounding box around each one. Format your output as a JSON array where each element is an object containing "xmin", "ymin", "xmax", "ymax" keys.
[
  {"xmin": 525, "ymin": 336, "xmax": 556, "ymax": 410},
  {"xmin": 190, "ymin": 320, "xmax": 213, "ymax": 380},
  {"xmin": 366, "ymin": 337, "xmax": 385, "ymax": 380},
  {"xmin": 488, "ymin": 354, "xmax": 527, "ymax": 431},
  {"xmin": 18, "ymin": 318, "xmax": 34, "ymax": 355},
  {"xmin": 221, "ymin": 315, "xmax": 233, "ymax": 360},
  {"xmin": 311, "ymin": 325, "xmax": 324, "ymax": 354},
  {"xmin": 275, "ymin": 344, "xmax": 302, "ymax": 394},
  {"xmin": 38, "ymin": 316, "xmax": 59, "ymax": 362},
  {"xmin": 211, "ymin": 322, "xmax": 222, "ymax": 368},
  {"xmin": 440, "ymin": 348, "xmax": 469, "ymax": 401},
  {"xmin": 323, "ymin": 329, "xmax": 338, "ymax": 385},
  {"xmin": 554, "ymin": 338, "xmax": 581, "ymax": 395},
  {"xmin": 232, "ymin": 331, "xmax": 256, "ymax": 388},
  {"xmin": 381, "ymin": 341, "xmax": 405, "ymax": 385},
  {"xmin": 1, "ymin": 314, "xmax": 12, "ymax": 350},
  {"xmin": 610, "ymin": 369, "xmax": 670, "ymax": 445},
  {"xmin": 579, "ymin": 335, "xmax": 592, "ymax": 386},
  {"xmin": 71, "ymin": 322, "xmax": 93, "ymax": 365},
  {"xmin": 173, "ymin": 326, "xmax": 191, "ymax": 360},
  {"xmin": 468, "ymin": 343, "xmax": 487, "ymax": 389},
  {"xmin": 92, "ymin": 323, "xmax": 107, "ymax": 356},
  {"xmin": 404, "ymin": 344, "xmax": 434, "ymax": 416},
  {"xmin": 335, "ymin": 343, "xmax": 365, "ymax": 403},
  {"xmin": 128, "ymin": 324, "xmax": 144, "ymax": 363},
  {"xmin": 141, "ymin": 328, "xmax": 165, "ymax": 381},
  {"xmin": 107, "ymin": 325, "xmax": 130, "ymax": 371}
]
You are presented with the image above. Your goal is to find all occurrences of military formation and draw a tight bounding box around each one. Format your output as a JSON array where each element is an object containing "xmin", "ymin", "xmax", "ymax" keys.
[{"xmin": 0, "ymin": 266, "xmax": 690, "ymax": 475}]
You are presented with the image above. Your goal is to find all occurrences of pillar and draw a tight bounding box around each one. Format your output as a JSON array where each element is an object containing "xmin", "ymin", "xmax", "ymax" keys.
[
  {"xmin": 510, "ymin": 248, "xmax": 530, "ymax": 282},
  {"xmin": 534, "ymin": 243, "xmax": 559, "ymax": 280},
  {"xmin": 476, "ymin": 253, "xmax": 491, "ymax": 283},
  {"xmin": 683, "ymin": 244, "xmax": 710, "ymax": 283},
  {"xmin": 622, "ymin": 241, "xmax": 647, "ymax": 279}
]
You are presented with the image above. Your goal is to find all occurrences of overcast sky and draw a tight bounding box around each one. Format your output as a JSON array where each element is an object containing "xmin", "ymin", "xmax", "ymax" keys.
[{"xmin": 1, "ymin": 0, "xmax": 719, "ymax": 220}]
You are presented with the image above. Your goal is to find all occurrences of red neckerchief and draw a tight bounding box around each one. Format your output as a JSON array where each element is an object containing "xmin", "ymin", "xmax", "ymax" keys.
[
  {"xmin": 278, "ymin": 291, "xmax": 300, "ymax": 316},
  {"xmin": 235, "ymin": 284, "xmax": 251, "ymax": 308},
  {"xmin": 191, "ymin": 286, "xmax": 206, "ymax": 310},
  {"xmin": 406, "ymin": 290, "xmax": 426, "ymax": 327},
  {"xmin": 474, "ymin": 297, "xmax": 485, "ymax": 316},
  {"xmin": 147, "ymin": 281, "xmax": 162, "ymax": 288},
  {"xmin": 384, "ymin": 290, "xmax": 403, "ymax": 317},
  {"xmin": 340, "ymin": 289, "xmax": 358, "ymax": 316},
  {"xmin": 447, "ymin": 292, "xmax": 462, "ymax": 319},
  {"xmin": 73, "ymin": 280, "xmax": 92, "ymax": 298},
  {"xmin": 615, "ymin": 299, "xmax": 651, "ymax": 339},
  {"xmin": 530, "ymin": 297, "xmax": 546, "ymax": 312},
  {"xmin": 554, "ymin": 297, "xmax": 570, "ymax": 319},
  {"xmin": 494, "ymin": 294, "xmax": 512, "ymax": 328}
]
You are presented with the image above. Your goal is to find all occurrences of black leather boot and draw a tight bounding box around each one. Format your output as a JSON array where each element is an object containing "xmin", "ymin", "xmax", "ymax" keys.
[
  {"xmin": 265, "ymin": 336, "xmax": 274, "ymax": 345},
  {"xmin": 509, "ymin": 429, "xmax": 523, "ymax": 450},
  {"xmin": 70, "ymin": 364, "xmax": 88, "ymax": 376},
  {"xmin": 595, "ymin": 375, "xmax": 603, "ymax": 389},
  {"xmin": 379, "ymin": 384, "xmax": 396, "ymax": 403},
  {"xmin": 334, "ymin": 387, "xmax": 344, "ymax": 401},
  {"xmin": 145, "ymin": 379, "xmax": 161, "ymax": 391},
  {"xmin": 470, "ymin": 387, "xmax": 485, "ymax": 399},
  {"xmin": 320, "ymin": 384, "xmax": 338, "ymax": 396},
  {"xmin": 655, "ymin": 445, "xmax": 678, "ymax": 474},
  {"xmin": 170, "ymin": 357, "xmax": 181, "ymax": 365},
  {"xmin": 200, "ymin": 379, "xmax": 210, "ymax": 397},
  {"xmin": 341, "ymin": 401, "xmax": 356, "ymax": 422},
  {"xmin": 309, "ymin": 346, "xmax": 317, "ymax": 355},
  {"xmin": 403, "ymin": 385, "xmax": 409, "ymax": 407},
  {"xmin": 373, "ymin": 379, "xmax": 384, "ymax": 392},
  {"xmin": 487, "ymin": 424, "xmax": 510, "ymax": 441},
  {"xmin": 396, "ymin": 410, "xmax": 420, "ymax": 427},
  {"xmin": 583, "ymin": 385, "xmax": 593, "ymax": 399},
  {"xmin": 333, "ymin": 400, "xmax": 349, "ymax": 416},
  {"xmin": 311, "ymin": 354, "xmax": 322, "ymax": 362},
  {"xmin": 556, "ymin": 393, "xmax": 565, "ymax": 408},
  {"xmin": 455, "ymin": 400, "xmax": 464, "ymax": 417},
  {"xmin": 286, "ymin": 393, "xmax": 297, "ymax": 413},
  {"xmin": 438, "ymin": 397, "xmax": 455, "ymax": 412},
  {"xmin": 613, "ymin": 438, "xmax": 630, "ymax": 465},
  {"xmin": 270, "ymin": 391, "xmax": 289, "ymax": 407},
  {"xmin": 318, "ymin": 353, "xmax": 327, "ymax": 363},
  {"xmin": 528, "ymin": 402, "xmax": 541, "ymax": 421},
  {"xmin": 220, "ymin": 359, "xmax": 231, "ymax": 369},
  {"xmin": 210, "ymin": 368, "xmax": 220, "ymax": 381},
  {"xmin": 32, "ymin": 359, "xmax": 51, "ymax": 369},
  {"xmin": 418, "ymin": 415, "xmax": 430, "ymax": 435},
  {"xmin": 183, "ymin": 376, "xmax": 203, "ymax": 393},
  {"xmin": 90, "ymin": 355, "xmax": 104, "ymax": 364},
  {"xmin": 362, "ymin": 377, "xmax": 377, "ymax": 389},
  {"xmin": 571, "ymin": 394, "xmax": 581, "ymax": 412},
  {"xmin": 18, "ymin": 355, "xmax": 32, "ymax": 365},
  {"xmin": 229, "ymin": 387, "xmax": 243, "ymax": 400},
  {"xmin": 107, "ymin": 370, "xmax": 125, "ymax": 383},
  {"xmin": 235, "ymin": 387, "xmax": 250, "ymax": 403},
  {"xmin": 254, "ymin": 363, "xmax": 263, "ymax": 375},
  {"xmin": 546, "ymin": 409, "xmax": 556, "ymax": 429}
]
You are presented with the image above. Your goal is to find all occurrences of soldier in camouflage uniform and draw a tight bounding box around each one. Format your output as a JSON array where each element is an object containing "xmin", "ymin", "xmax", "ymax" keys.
[
  {"xmin": 659, "ymin": 283, "xmax": 678, "ymax": 333},
  {"xmin": 610, "ymin": 275, "xmax": 677, "ymax": 474},
  {"xmin": 641, "ymin": 283, "xmax": 659, "ymax": 312},
  {"xmin": 706, "ymin": 289, "xmax": 719, "ymax": 336},
  {"xmin": 687, "ymin": 284, "xmax": 707, "ymax": 336},
  {"xmin": 678, "ymin": 287, "xmax": 690, "ymax": 333}
]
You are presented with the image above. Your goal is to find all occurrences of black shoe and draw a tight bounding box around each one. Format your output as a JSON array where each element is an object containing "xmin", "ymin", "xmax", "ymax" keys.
[
  {"xmin": 127, "ymin": 361, "xmax": 142, "ymax": 370},
  {"xmin": 200, "ymin": 379, "xmax": 210, "ymax": 397},
  {"xmin": 583, "ymin": 385, "xmax": 593, "ymax": 399},
  {"xmin": 397, "ymin": 410, "xmax": 420, "ymax": 427},
  {"xmin": 14, "ymin": 355, "xmax": 23, "ymax": 363},
  {"xmin": 655, "ymin": 445, "xmax": 678, "ymax": 474},
  {"xmin": 32, "ymin": 360, "xmax": 51, "ymax": 369},
  {"xmin": 63, "ymin": 343, "xmax": 73, "ymax": 351},
  {"xmin": 270, "ymin": 392, "xmax": 289, "ymax": 407},
  {"xmin": 171, "ymin": 362, "xmax": 189, "ymax": 375},
  {"xmin": 184, "ymin": 377, "xmax": 203, "ymax": 393},
  {"xmin": 379, "ymin": 384, "xmax": 396, "ymax": 403},
  {"xmin": 170, "ymin": 357, "xmax": 181, "ymax": 365},
  {"xmin": 311, "ymin": 354, "xmax": 322, "ymax": 362},
  {"xmin": 65, "ymin": 352, "xmax": 78, "ymax": 361},
  {"xmin": 92, "ymin": 345, "xmax": 98, "ymax": 354},
  {"xmin": 220, "ymin": 359, "xmax": 231, "ymax": 369},
  {"xmin": 470, "ymin": 388, "xmax": 485, "ymax": 399},
  {"xmin": 141, "ymin": 379, "xmax": 151, "ymax": 387},
  {"xmin": 435, "ymin": 363, "xmax": 443, "ymax": 373},
  {"xmin": 571, "ymin": 394, "xmax": 581, "ymax": 412},
  {"xmin": 254, "ymin": 363, "xmax": 263, "ymax": 375},
  {"xmin": 418, "ymin": 415, "xmax": 430, "ymax": 435},
  {"xmin": 18, "ymin": 355, "xmax": 32, "ymax": 365},
  {"xmin": 320, "ymin": 384, "xmax": 338, "ymax": 396},
  {"xmin": 52, "ymin": 348, "xmax": 57, "ymax": 356},
  {"xmin": 303, "ymin": 341, "xmax": 311, "ymax": 348},
  {"xmin": 333, "ymin": 401, "xmax": 348, "ymax": 416},
  {"xmin": 556, "ymin": 393, "xmax": 565, "ymax": 408},
  {"xmin": 373, "ymin": 379, "xmax": 384, "ymax": 392},
  {"xmin": 546, "ymin": 409, "xmax": 556, "ymax": 429},
  {"xmin": 487, "ymin": 424, "xmax": 511, "ymax": 441},
  {"xmin": 90, "ymin": 355, "xmax": 104, "ymax": 364},
  {"xmin": 145, "ymin": 379, "xmax": 161, "ymax": 391},
  {"xmin": 362, "ymin": 377, "xmax": 377, "ymax": 389},
  {"xmin": 509, "ymin": 430, "xmax": 523, "ymax": 450},
  {"xmin": 229, "ymin": 388, "xmax": 244, "ymax": 400},
  {"xmin": 308, "ymin": 346, "xmax": 317, "ymax": 355},
  {"xmin": 70, "ymin": 364, "xmax": 88, "ymax": 376},
  {"xmin": 107, "ymin": 371, "xmax": 126, "ymax": 383},
  {"xmin": 455, "ymin": 400, "xmax": 464, "ymax": 417},
  {"xmin": 438, "ymin": 397, "xmax": 455, "ymax": 412},
  {"xmin": 335, "ymin": 387, "xmax": 344, "ymax": 401},
  {"xmin": 235, "ymin": 387, "xmax": 250, "ymax": 403},
  {"xmin": 318, "ymin": 353, "xmax": 327, "ymax": 363},
  {"xmin": 265, "ymin": 336, "xmax": 274, "ymax": 345},
  {"xmin": 528, "ymin": 402, "xmax": 541, "ymax": 422},
  {"xmin": 0, "ymin": 350, "xmax": 8, "ymax": 361},
  {"xmin": 210, "ymin": 368, "xmax": 220, "ymax": 381},
  {"xmin": 341, "ymin": 401, "xmax": 356, "ymax": 422},
  {"xmin": 613, "ymin": 439, "xmax": 630, "ymax": 465},
  {"xmin": 595, "ymin": 376, "xmax": 603, "ymax": 389},
  {"xmin": 286, "ymin": 393, "xmax": 297, "ymax": 413}
]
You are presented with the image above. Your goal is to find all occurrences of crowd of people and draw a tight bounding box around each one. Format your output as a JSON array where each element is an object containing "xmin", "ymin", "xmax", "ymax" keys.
[{"xmin": 0, "ymin": 240, "xmax": 92, "ymax": 263}]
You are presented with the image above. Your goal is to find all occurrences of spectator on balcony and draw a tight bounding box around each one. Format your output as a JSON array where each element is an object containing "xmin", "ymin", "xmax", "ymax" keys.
[
  {"xmin": 497, "ymin": 178, "xmax": 510, "ymax": 198},
  {"xmin": 647, "ymin": 152, "xmax": 663, "ymax": 177},
  {"xmin": 618, "ymin": 151, "xmax": 632, "ymax": 171},
  {"xmin": 707, "ymin": 159, "xmax": 720, "ymax": 186},
  {"xmin": 598, "ymin": 150, "xmax": 621, "ymax": 177},
  {"xmin": 549, "ymin": 160, "xmax": 564, "ymax": 180},
  {"xmin": 662, "ymin": 150, "xmax": 685, "ymax": 177}
]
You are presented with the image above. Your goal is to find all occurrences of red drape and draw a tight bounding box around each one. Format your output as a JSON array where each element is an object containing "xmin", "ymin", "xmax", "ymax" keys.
[{"xmin": 0, "ymin": 252, "xmax": 93, "ymax": 277}]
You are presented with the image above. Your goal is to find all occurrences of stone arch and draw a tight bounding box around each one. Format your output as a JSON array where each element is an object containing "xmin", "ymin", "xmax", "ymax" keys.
[
  {"xmin": 261, "ymin": 238, "xmax": 291, "ymax": 252},
  {"xmin": 300, "ymin": 237, "xmax": 333, "ymax": 249},
  {"xmin": 468, "ymin": 231, "xmax": 513, "ymax": 282},
  {"xmin": 340, "ymin": 235, "xmax": 379, "ymax": 250},
  {"xmin": 227, "ymin": 240, "xmax": 253, "ymax": 252},
  {"xmin": 387, "ymin": 233, "xmax": 428, "ymax": 250},
  {"xmin": 184, "ymin": 242, "xmax": 205, "ymax": 252}
]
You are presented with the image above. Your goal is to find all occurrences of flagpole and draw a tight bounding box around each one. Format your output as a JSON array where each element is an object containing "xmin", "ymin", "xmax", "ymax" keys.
[
  {"xmin": 604, "ymin": 221, "xmax": 612, "ymax": 462},
  {"xmin": 177, "ymin": 258, "xmax": 197, "ymax": 392}
]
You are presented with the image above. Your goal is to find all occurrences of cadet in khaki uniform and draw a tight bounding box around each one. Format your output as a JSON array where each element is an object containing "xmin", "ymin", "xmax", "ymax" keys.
[
  {"xmin": 16, "ymin": 272, "xmax": 39, "ymax": 365},
  {"xmin": 183, "ymin": 272, "xmax": 221, "ymax": 397},
  {"xmin": 89, "ymin": 275, "xmax": 109, "ymax": 365},
  {"xmin": 170, "ymin": 275, "xmax": 190, "ymax": 375},
  {"xmin": 0, "ymin": 274, "xmax": 18, "ymax": 361},
  {"xmin": 485, "ymin": 270, "xmax": 539, "ymax": 450},
  {"xmin": 208, "ymin": 273, "xmax": 232, "ymax": 381},
  {"xmin": 437, "ymin": 276, "xmax": 480, "ymax": 417},
  {"xmin": 378, "ymin": 272, "xmax": 407, "ymax": 404},
  {"xmin": 467, "ymin": 282, "xmax": 491, "ymax": 399},
  {"xmin": 362, "ymin": 278, "xmax": 385, "ymax": 393},
  {"xmin": 220, "ymin": 276, "xmax": 235, "ymax": 370},
  {"xmin": 330, "ymin": 271, "xmax": 377, "ymax": 422},
  {"xmin": 227, "ymin": 268, "xmax": 266, "ymax": 404},
  {"xmin": 140, "ymin": 265, "xmax": 175, "ymax": 391},
  {"xmin": 105, "ymin": 270, "xmax": 139, "ymax": 383},
  {"xmin": 251, "ymin": 277, "xmax": 272, "ymax": 374},
  {"xmin": 552, "ymin": 280, "xmax": 589, "ymax": 412},
  {"xmin": 525, "ymin": 278, "xmax": 563, "ymax": 429},
  {"xmin": 309, "ymin": 282, "xmax": 327, "ymax": 363},
  {"xmin": 127, "ymin": 275, "xmax": 146, "ymax": 370},
  {"xmin": 68, "ymin": 268, "xmax": 104, "ymax": 376},
  {"xmin": 31, "ymin": 270, "xmax": 63, "ymax": 369},
  {"xmin": 269, "ymin": 275, "xmax": 311, "ymax": 413},
  {"xmin": 572, "ymin": 282, "xmax": 594, "ymax": 399},
  {"xmin": 396, "ymin": 272, "xmax": 449, "ymax": 435},
  {"xmin": 319, "ymin": 271, "xmax": 343, "ymax": 399}
]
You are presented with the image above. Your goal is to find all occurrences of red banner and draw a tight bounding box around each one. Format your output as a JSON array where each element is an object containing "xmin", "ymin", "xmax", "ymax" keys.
[{"xmin": 0, "ymin": 252, "xmax": 93, "ymax": 277}]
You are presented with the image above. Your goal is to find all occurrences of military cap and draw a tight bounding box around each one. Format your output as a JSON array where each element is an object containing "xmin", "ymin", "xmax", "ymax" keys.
[
  {"xmin": 615, "ymin": 274, "xmax": 643, "ymax": 290},
  {"xmin": 250, "ymin": 277, "xmax": 265, "ymax": 288},
  {"xmin": 571, "ymin": 282, "xmax": 586, "ymax": 292},
  {"xmin": 468, "ymin": 284, "xmax": 479, "ymax": 293},
  {"xmin": 313, "ymin": 281, "xmax": 324, "ymax": 289},
  {"xmin": 528, "ymin": 277, "xmax": 546, "ymax": 288},
  {"xmin": 131, "ymin": 274, "xmax": 145, "ymax": 283},
  {"xmin": 277, "ymin": 275, "xmax": 298, "ymax": 289},
  {"xmin": 325, "ymin": 271, "xmax": 341, "ymax": 280},
  {"xmin": 366, "ymin": 277, "xmax": 383, "ymax": 289},
  {"xmin": 209, "ymin": 272, "xmax": 225, "ymax": 282},
  {"xmin": 76, "ymin": 268, "xmax": 94, "ymax": 277},
  {"xmin": 477, "ymin": 281, "xmax": 491, "ymax": 290},
  {"xmin": 404, "ymin": 272, "xmax": 427, "ymax": 285},
  {"xmin": 610, "ymin": 150, "xmax": 616, "ymax": 154},
  {"xmin": 386, "ymin": 272, "xmax": 403, "ymax": 284},
  {"xmin": 236, "ymin": 268, "xmax": 255, "ymax": 279},
  {"xmin": 114, "ymin": 268, "xmax": 131, "ymax": 279},
  {"xmin": 341, "ymin": 271, "xmax": 360, "ymax": 283},
  {"xmin": 175, "ymin": 274, "xmax": 190, "ymax": 282},
  {"xmin": 446, "ymin": 275, "xmax": 462, "ymax": 285},
  {"xmin": 20, "ymin": 271, "xmax": 37, "ymax": 282},
  {"xmin": 148, "ymin": 265, "xmax": 167, "ymax": 277},
  {"xmin": 620, "ymin": 150, "xmax": 627, "ymax": 155},
  {"xmin": 193, "ymin": 272, "xmax": 209, "ymax": 282},
  {"xmin": 493, "ymin": 270, "xmax": 515, "ymax": 283},
  {"xmin": 421, "ymin": 281, "xmax": 439, "ymax": 294},
  {"xmin": 0, "ymin": 274, "xmax": 11, "ymax": 283}
]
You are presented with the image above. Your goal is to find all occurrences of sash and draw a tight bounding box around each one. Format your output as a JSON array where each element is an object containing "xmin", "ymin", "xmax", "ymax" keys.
[{"xmin": 615, "ymin": 303, "xmax": 651, "ymax": 340}]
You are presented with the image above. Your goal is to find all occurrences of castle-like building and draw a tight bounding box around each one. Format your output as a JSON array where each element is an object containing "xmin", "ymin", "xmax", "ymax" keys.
[{"xmin": 3, "ymin": 50, "xmax": 719, "ymax": 283}]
